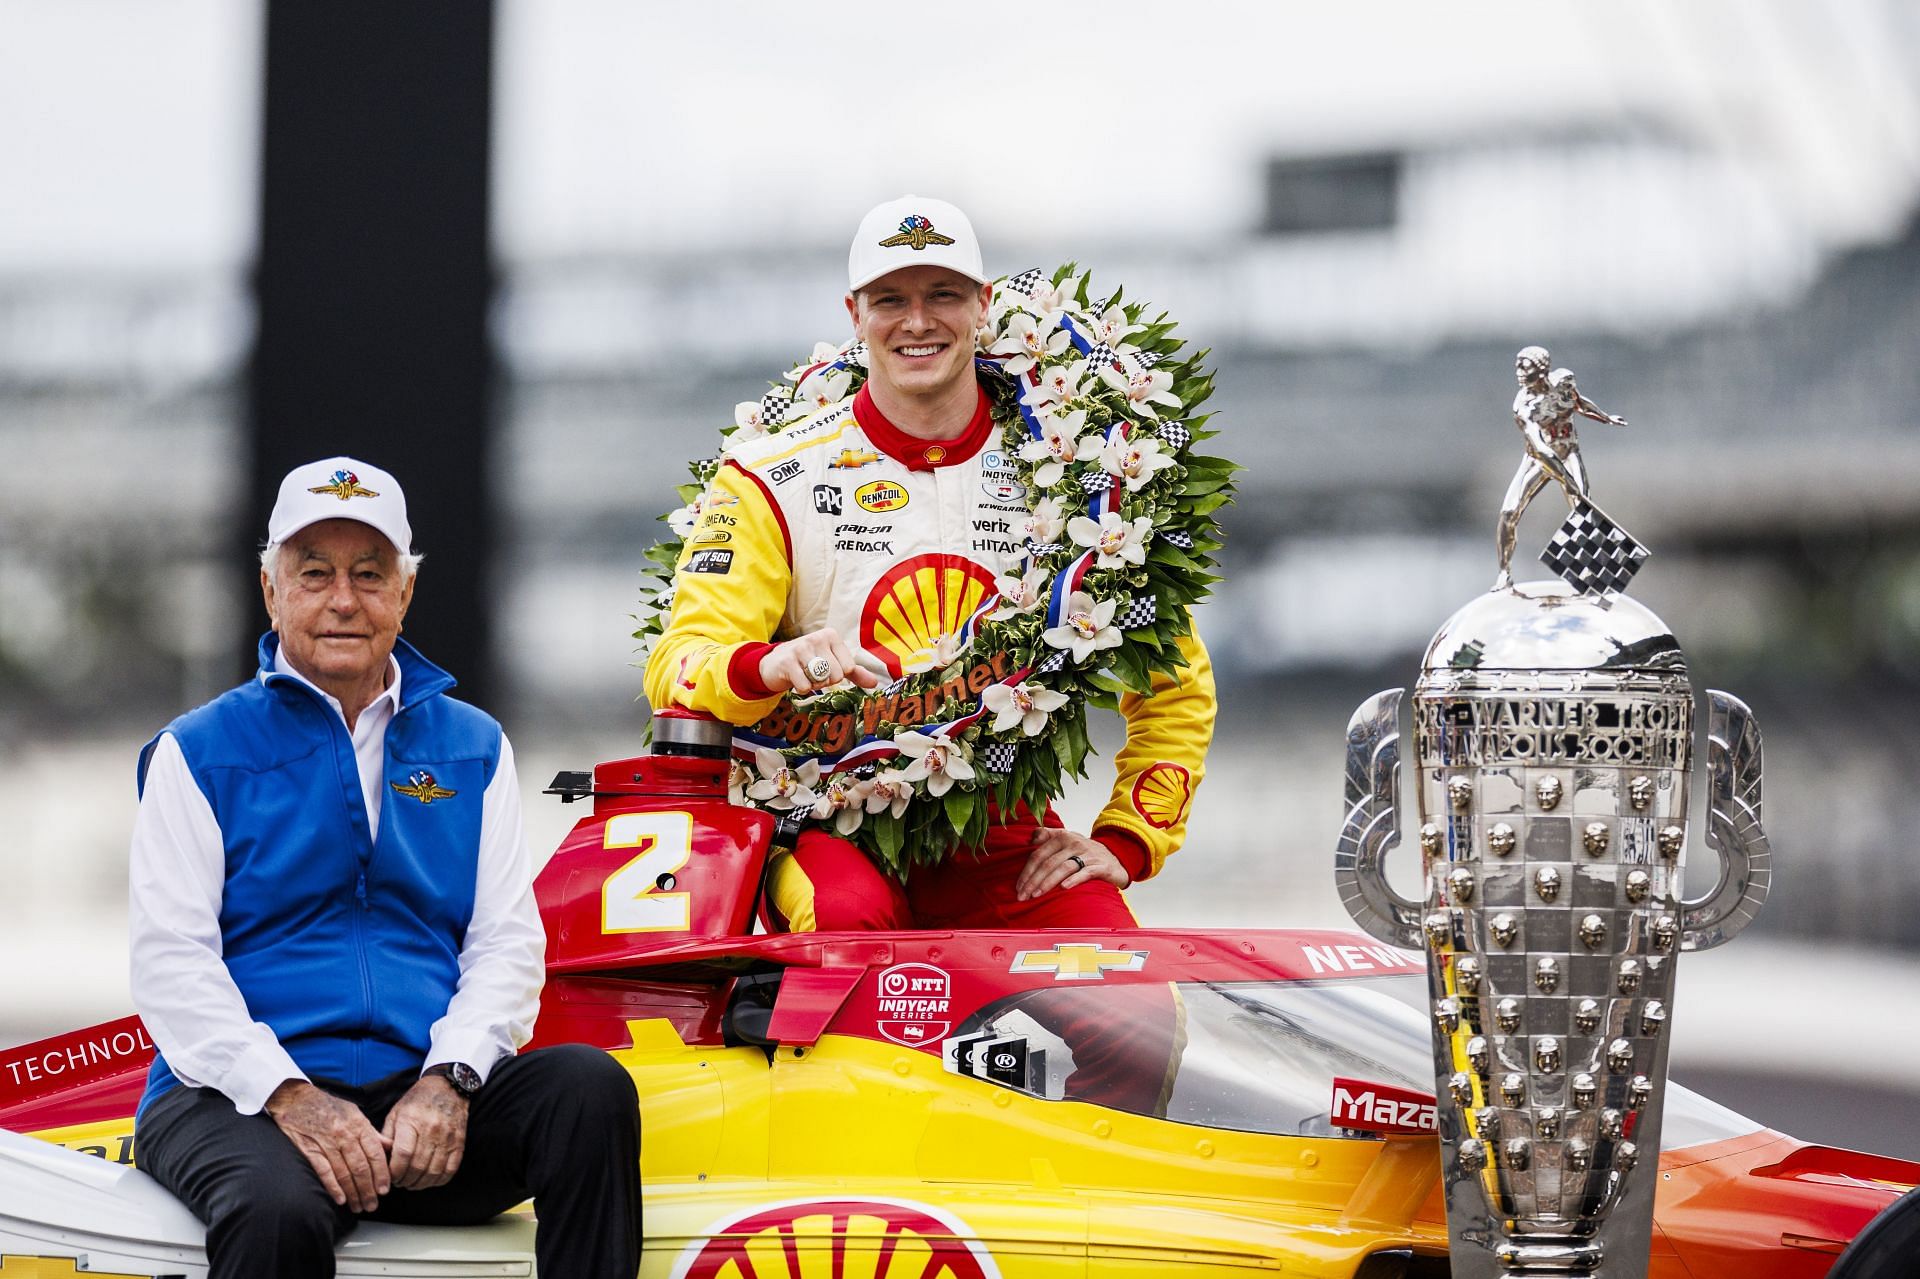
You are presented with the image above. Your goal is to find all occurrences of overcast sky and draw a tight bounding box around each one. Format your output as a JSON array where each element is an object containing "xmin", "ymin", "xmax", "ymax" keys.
[{"xmin": 1, "ymin": 0, "xmax": 1915, "ymax": 273}]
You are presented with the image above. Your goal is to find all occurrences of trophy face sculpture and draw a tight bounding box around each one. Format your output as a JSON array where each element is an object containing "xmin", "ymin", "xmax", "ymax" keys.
[{"xmin": 1334, "ymin": 349, "xmax": 1771, "ymax": 1277}]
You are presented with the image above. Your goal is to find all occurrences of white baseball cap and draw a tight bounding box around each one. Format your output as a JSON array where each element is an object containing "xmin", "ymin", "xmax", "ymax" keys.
[
  {"xmin": 267, "ymin": 456, "xmax": 413, "ymax": 555},
  {"xmin": 847, "ymin": 194, "xmax": 986, "ymax": 293}
]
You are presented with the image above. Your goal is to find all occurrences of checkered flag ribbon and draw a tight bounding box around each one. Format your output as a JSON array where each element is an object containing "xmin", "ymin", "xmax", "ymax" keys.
[
  {"xmin": 1080, "ymin": 470, "xmax": 1115, "ymax": 494},
  {"xmin": 978, "ymin": 742, "xmax": 1018, "ymax": 774},
  {"xmin": 1027, "ymin": 541, "xmax": 1062, "ymax": 559},
  {"xmin": 1540, "ymin": 499, "xmax": 1650, "ymax": 595},
  {"xmin": 1002, "ymin": 267, "xmax": 1045, "ymax": 298},
  {"xmin": 1083, "ymin": 341, "xmax": 1119, "ymax": 374},
  {"xmin": 1114, "ymin": 595, "xmax": 1158, "ymax": 630},
  {"xmin": 842, "ymin": 341, "xmax": 868, "ymax": 368},
  {"xmin": 1127, "ymin": 348, "xmax": 1164, "ymax": 370},
  {"xmin": 1036, "ymin": 651, "xmax": 1067, "ymax": 674},
  {"xmin": 657, "ymin": 587, "xmax": 676, "ymax": 610},
  {"xmin": 1157, "ymin": 422, "xmax": 1191, "ymax": 451},
  {"xmin": 1159, "ymin": 530, "xmax": 1194, "ymax": 549},
  {"xmin": 759, "ymin": 386, "xmax": 793, "ymax": 428},
  {"xmin": 879, "ymin": 677, "xmax": 909, "ymax": 697}
]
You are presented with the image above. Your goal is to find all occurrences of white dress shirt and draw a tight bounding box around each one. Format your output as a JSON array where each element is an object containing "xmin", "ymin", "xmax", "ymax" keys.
[{"xmin": 128, "ymin": 651, "xmax": 546, "ymax": 1114}]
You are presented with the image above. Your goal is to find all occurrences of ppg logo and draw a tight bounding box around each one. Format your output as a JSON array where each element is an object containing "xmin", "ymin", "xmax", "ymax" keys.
[{"xmin": 813, "ymin": 485, "xmax": 843, "ymax": 515}]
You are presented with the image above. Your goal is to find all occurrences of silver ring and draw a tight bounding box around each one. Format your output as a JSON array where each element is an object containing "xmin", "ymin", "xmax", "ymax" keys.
[
  {"xmin": 1069, "ymin": 854, "xmax": 1085, "ymax": 871},
  {"xmin": 805, "ymin": 656, "xmax": 832, "ymax": 682}
]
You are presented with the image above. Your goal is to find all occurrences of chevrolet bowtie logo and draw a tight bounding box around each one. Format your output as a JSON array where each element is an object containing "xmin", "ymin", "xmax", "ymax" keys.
[{"xmin": 1009, "ymin": 943, "xmax": 1149, "ymax": 982}]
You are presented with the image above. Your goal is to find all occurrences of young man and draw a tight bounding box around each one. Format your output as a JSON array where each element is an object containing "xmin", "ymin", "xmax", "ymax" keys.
[
  {"xmin": 645, "ymin": 196, "xmax": 1216, "ymax": 933},
  {"xmin": 130, "ymin": 457, "xmax": 642, "ymax": 1278}
]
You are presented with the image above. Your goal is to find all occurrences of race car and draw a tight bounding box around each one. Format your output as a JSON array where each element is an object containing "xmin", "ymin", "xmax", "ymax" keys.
[{"xmin": 0, "ymin": 716, "xmax": 1914, "ymax": 1277}]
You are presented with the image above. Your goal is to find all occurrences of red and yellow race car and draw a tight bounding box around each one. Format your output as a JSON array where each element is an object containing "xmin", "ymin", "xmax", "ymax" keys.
[{"xmin": 1, "ymin": 725, "xmax": 1914, "ymax": 1277}]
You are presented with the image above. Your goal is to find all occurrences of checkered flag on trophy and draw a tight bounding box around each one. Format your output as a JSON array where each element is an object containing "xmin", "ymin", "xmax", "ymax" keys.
[
  {"xmin": 1541, "ymin": 499, "xmax": 1650, "ymax": 595},
  {"xmin": 1002, "ymin": 267, "xmax": 1045, "ymax": 298}
]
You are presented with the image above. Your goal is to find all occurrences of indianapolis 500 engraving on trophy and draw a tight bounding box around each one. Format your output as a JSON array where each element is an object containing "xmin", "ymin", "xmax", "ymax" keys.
[{"xmin": 1333, "ymin": 350, "xmax": 1771, "ymax": 1277}]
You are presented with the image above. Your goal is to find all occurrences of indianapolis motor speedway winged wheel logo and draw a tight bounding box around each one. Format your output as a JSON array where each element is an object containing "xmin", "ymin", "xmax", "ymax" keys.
[
  {"xmin": 878, "ymin": 214, "xmax": 956, "ymax": 252},
  {"xmin": 390, "ymin": 770, "xmax": 457, "ymax": 804},
  {"xmin": 307, "ymin": 469, "xmax": 380, "ymax": 500}
]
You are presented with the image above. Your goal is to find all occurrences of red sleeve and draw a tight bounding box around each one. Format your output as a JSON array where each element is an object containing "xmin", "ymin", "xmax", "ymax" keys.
[{"xmin": 1092, "ymin": 827, "xmax": 1151, "ymax": 884}]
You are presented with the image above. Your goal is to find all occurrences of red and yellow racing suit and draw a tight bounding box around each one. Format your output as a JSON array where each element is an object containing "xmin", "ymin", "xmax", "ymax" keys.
[{"xmin": 644, "ymin": 379, "xmax": 1215, "ymax": 930}]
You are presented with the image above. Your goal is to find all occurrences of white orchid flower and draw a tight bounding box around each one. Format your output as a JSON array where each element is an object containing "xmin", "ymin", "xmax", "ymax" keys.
[
  {"xmin": 1022, "ymin": 496, "xmax": 1068, "ymax": 547},
  {"xmin": 1091, "ymin": 306, "xmax": 1144, "ymax": 347},
  {"xmin": 987, "ymin": 312, "xmax": 1071, "ymax": 377},
  {"xmin": 1100, "ymin": 433, "xmax": 1180, "ymax": 492},
  {"xmin": 1021, "ymin": 359, "xmax": 1090, "ymax": 413},
  {"xmin": 863, "ymin": 769, "xmax": 914, "ymax": 819},
  {"xmin": 929, "ymin": 631, "xmax": 966, "ymax": 668},
  {"xmin": 1041, "ymin": 591, "xmax": 1124, "ymax": 663},
  {"xmin": 981, "ymin": 681, "xmax": 1070, "ymax": 736},
  {"xmin": 1067, "ymin": 510, "xmax": 1154, "ymax": 569},
  {"xmin": 1026, "ymin": 275, "xmax": 1083, "ymax": 321},
  {"xmin": 810, "ymin": 774, "xmax": 869, "ymax": 835},
  {"xmin": 787, "ymin": 340, "xmax": 846, "ymax": 381},
  {"xmin": 746, "ymin": 746, "xmax": 821, "ymax": 812},
  {"xmin": 894, "ymin": 730, "xmax": 976, "ymax": 798},
  {"xmin": 1098, "ymin": 364, "xmax": 1182, "ymax": 420},
  {"xmin": 795, "ymin": 368, "xmax": 852, "ymax": 415},
  {"xmin": 667, "ymin": 495, "xmax": 704, "ymax": 537},
  {"xmin": 989, "ymin": 565, "xmax": 1050, "ymax": 619},
  {"xmin": 727, "ymin": 758, "xmax": 753, "ymax": 807},
  {"xmin": 1016, "ymin": 410, "xmax": 1101, "ymax": 488}
]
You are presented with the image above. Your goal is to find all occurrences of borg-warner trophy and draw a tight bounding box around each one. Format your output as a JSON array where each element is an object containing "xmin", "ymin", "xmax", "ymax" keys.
[{"xmin": 1334, "ymin": 349, "xmax": 1771, "ymax": 1277}]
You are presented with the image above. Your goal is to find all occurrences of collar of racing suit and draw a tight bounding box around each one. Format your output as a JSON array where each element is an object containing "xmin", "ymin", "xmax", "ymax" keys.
[{"xmin": 852, "ymin": 381, "xmax": 995, "ymax": 471}]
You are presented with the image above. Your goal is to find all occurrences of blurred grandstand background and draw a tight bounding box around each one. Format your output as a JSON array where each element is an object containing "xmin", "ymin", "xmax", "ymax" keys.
[{"xmin": 3, "ymin": 0, "xmax": 1919, "ymax": 1152}]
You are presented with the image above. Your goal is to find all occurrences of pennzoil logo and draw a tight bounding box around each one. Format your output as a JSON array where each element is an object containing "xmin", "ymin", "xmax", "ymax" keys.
[
  {"xmin": 860, "ymin": 554, "xmax": 996, "ymax": 677},
  {"xmin": 855, "ymin": 480, "xmax": 910, "ymax": 513},
  {"xmin": 390, "ymin": 770, "xmax": 457, "ymax": 804},
  {"xmin": 1010, "ymin": 943, "xmax": 1148, "ymax": 982},
  {"xmin": 878, "ymin": 215, "xmax": 957, "ymax": 252},
  {"xmin": 828, "ymin": 447, "xmax": 881, "ymax": 471},
  {"xmin": 307, "ymin": 469, "xmax": 379, "ymax": 501},
  {"xmin": 1131, "ymin": 762, "xmax": 1192, "ymax": 830},
  {"xmin": 671, "ymin": 1197, "xmax": 1000, "ymax": 1279}
]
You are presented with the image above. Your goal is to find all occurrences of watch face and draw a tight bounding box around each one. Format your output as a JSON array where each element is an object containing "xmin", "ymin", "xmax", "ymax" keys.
[{"xmin": 449, "ymin": 1062, "xmax": 482, "ymax": 1096}]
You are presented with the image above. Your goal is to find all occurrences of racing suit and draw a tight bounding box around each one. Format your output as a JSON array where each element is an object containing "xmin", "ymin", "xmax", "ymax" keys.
[{"xmin": 644, "ymin": 377, "xmax": 1216, "ymax": 934}]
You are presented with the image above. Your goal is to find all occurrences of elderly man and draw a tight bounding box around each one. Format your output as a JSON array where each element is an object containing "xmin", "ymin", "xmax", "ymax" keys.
[
  {"xmin": 129, "ymin": 458, "xmax": 641, "ymax": 1278},
  {"xmin": 644, "ymin": 195, "xmax": 1216, "ymax": 936}
]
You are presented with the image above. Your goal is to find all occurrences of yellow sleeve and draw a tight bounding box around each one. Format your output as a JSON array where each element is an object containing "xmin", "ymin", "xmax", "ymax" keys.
[
  {"xmin": 642, "ymin": 462, "xmax": 793, "ymax": 725},
  {"xmin": 1094, "ymin": 618, "xmax": 1215, "ymax": 879}
]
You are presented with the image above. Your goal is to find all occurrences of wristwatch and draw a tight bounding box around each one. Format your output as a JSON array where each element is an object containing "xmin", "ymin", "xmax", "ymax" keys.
[{"xmin": 423, "ymin": 1061, "xmax": 482, "ymax": 1099}]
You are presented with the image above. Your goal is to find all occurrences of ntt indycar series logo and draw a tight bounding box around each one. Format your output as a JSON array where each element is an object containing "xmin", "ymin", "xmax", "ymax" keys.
[
  {"xmin": 1329, "ymin": 1076, "xmax": 1438, "ymax": 1135},
  {"xmin": 874, "ymin": 961, "xmax": 951, "ymax": 1046}
]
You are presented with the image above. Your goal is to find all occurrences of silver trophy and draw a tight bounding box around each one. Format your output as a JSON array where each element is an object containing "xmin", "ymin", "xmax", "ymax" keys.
[{"xmin": 1334, "ymin": 351, "xmax": 1771, "ymax": 1277}]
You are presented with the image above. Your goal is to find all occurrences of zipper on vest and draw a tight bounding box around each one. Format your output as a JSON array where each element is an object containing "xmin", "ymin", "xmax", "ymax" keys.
[{"xmin": 352, "ymin": 870, "xmax": 374, "ymax": 1078}]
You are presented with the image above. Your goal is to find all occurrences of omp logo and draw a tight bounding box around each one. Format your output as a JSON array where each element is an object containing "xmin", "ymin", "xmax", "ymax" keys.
[
  {"xmin": 1330, "ymin": 1077, "xmax": 1438, "ymax": 1135},
  {"xmin": 855, "ymin": 480, "xmax": 910, "ymax": 513},
  {"xmin": 769, "ymin": 459, "xmax": 804, "ymax": 484},
  {"xmin": 671, "ymin": 1197, "xmax": 1000, "ymax": 1279}
]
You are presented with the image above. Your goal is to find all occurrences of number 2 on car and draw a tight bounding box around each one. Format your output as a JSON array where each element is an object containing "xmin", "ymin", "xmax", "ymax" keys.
[{"xmin": 600, "ymin": 810, "xmax": 695, "ymax": 933}]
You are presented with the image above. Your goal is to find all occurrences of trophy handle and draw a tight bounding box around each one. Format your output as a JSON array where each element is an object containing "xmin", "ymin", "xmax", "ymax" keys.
[
  {"xmin": 1680, "ymin": 690, "xmax": 1772, "ymax": 951},
  {"xmin": 1334, "ymin": 689, "xmax": 1424, "ymax": 949}
]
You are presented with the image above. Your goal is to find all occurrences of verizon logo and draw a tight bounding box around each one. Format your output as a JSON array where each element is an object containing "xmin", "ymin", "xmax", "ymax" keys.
[{"xmin": 1331, "ymin": 1077, "xmax": 1438, "ymax": 1134}]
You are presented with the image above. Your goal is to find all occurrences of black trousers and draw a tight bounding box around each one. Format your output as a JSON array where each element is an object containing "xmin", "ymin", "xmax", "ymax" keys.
[{"xmin": 136, "ymin": 1043, "xmax": 641, "ymax": 1279}]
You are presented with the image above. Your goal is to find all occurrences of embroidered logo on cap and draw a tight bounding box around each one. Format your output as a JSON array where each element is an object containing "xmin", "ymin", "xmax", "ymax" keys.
[
  {"xmin": 390, "ymin": 770, "xmax": 457, "ymax": 804},
  {"xmin": 308, "ymin": 469, "xmax": 380, "ymax": 501},
  {"xmin": 878, "ymin": 214, "xmax": 956, "ymax": 252}
]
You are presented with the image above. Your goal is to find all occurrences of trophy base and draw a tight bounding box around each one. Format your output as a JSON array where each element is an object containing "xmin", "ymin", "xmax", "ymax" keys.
[{"xmin": 1493, "ymin": 1239, "xmax": 1602, "ymax": 1274}]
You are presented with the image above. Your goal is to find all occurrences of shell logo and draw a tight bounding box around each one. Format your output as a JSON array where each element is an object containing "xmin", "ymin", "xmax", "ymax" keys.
[
  {"xmin": 671, "ymin": 1197, "xmax": 1000, "ymax": 1279},
  {"xmin": 855, "ymin": 480, "xmax": 911, "ymax": 513},
  {"xmin": 1131, "ymin": 762, "xmax": 1192, "ymax": 829},
  {"xmin": 861, "ymin": 554, "xmax": 996, "ymax": 677}
]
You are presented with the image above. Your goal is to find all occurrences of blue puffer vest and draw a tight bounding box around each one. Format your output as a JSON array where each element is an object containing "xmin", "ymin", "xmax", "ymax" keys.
[{"xmin": 135, "ymin": 634, "xmax": 501, "ymax": 1117}]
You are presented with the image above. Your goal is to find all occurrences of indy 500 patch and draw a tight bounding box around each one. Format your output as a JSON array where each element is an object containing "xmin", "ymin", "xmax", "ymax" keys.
[{"xmin": 687, "ymin": 550, "xmax": 733, "ymax": 574}]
